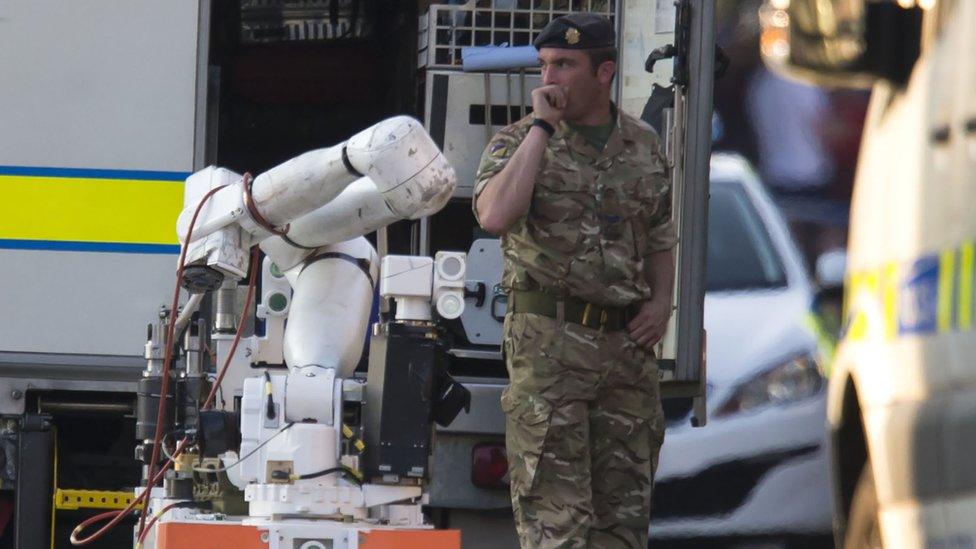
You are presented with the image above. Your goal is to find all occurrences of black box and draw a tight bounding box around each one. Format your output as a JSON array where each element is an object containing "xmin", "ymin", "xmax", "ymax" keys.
[{"xmin": 363, "ymin": 322, "xmax": 446, "ymax": 481}]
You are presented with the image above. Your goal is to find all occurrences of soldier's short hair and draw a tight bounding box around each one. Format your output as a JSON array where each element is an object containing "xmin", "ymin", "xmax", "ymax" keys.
[{"xmin": 585, "ymin": 46, "xmax": 617, "ymax": 76}]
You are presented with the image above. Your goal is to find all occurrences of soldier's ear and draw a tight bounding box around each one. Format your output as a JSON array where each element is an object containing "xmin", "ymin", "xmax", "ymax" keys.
[{"xmin": 597, "ymin": 60, "xmax": 616, "ymax": 86}]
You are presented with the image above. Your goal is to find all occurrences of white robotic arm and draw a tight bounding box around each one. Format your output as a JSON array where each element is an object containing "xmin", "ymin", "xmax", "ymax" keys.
[
  {"xmin": 177, "ymin": 115, "xmax": 455, "ymax": 277},
  {"xmin": 170, "ymin": 117, "xmax": 457, "ymax": 521}
]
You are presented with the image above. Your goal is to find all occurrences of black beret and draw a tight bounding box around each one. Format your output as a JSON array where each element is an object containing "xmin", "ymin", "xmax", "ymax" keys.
[{"xmin": 533, "ymin": 13, "xmax": 615, "ymax": 50}]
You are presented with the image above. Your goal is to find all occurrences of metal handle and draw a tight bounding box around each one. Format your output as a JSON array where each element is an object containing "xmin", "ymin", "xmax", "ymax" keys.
[{"xmin": 464, "ymin": 282, "xmax": 487, "ymax": 308}]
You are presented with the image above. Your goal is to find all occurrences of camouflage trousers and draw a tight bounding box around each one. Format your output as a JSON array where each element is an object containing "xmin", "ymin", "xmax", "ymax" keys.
[{"xmin": 502, "ymin": 312, "xmax": 666, "ymax": 549}]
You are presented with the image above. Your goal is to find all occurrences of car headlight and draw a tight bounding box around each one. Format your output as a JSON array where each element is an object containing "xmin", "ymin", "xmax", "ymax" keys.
[{"xmin": 714, "ymin": 354, "xmax": 824, "ymax": 418}]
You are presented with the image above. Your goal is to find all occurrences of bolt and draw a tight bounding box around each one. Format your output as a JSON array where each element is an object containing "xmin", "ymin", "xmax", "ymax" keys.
[
  {"xmin": 9, "ymin": 390, "xmax": 22, "ymax": 400},
  {"xmin": 260, "ymin": 532, "xmax": 269, "ymax": 543}
]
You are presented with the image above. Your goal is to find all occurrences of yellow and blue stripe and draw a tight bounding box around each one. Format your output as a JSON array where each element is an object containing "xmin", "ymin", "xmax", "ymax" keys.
[
  {"xmin": 844, "ymin": 240, "xmax": 976, "ymax": 341},
  {"xmin": 0, "ymin": 165, "xmax": 188, "ymax": 254}
]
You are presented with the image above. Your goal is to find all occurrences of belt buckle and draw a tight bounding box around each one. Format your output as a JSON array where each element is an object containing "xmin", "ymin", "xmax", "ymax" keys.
[
  {"xmin": 581, "ymin": 303, "xmax": 592, "ymax": 326},
  {"xmin": 582, "ymin": 303, "xmax": 610, "ymax": 330}
]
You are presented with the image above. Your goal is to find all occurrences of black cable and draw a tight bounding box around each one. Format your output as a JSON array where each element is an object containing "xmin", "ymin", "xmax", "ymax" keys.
[
  {"xmin": 160, "ymin": 429, "xmax": 195, "ymax": 463},
  {"xmin": 192, "ymin": 422, "xmax": 295, "ymax": 474},
  {"xmin": 263, "ymin": 371, "xmax": 276, "ymax": 420},
  {"xmin": 270, "ymin": 465, "xmax": 363, "ymax": 486}
]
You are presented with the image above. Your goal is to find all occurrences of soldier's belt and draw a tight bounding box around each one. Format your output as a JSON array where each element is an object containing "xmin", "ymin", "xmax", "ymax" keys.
[{"xmin": 509, "ymin": 290, "xmax": 637, "ymax": 332}]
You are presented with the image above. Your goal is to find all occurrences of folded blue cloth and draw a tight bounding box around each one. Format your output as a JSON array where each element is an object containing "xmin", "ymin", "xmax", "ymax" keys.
[{"xmin": 461, "ymin": 45, "xmax": 540, "ymax": 71}]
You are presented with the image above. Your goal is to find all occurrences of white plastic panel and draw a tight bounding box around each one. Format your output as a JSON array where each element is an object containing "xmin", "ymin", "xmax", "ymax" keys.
[{"xmin": 0, "ymin": 0, "xmax": 206, "ymax": 357}]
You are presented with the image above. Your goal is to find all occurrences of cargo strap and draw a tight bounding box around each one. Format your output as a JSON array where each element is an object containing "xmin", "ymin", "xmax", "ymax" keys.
[
  {"xmin": 509, "ymin": 290, "xmax": 637, "ymax": 332},
  {"xmin": 303, "ymin": 252, "xmax": 374, "ymax": 289}
]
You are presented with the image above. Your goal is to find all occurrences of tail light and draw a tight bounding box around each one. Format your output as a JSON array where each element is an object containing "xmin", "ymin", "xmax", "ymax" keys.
[{"xmin": 471, "ymin": 442, "xmax": 508, "ymax": 489}]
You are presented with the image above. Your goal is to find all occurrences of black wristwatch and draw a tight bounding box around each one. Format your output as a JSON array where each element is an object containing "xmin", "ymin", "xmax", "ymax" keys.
[{"xmin": 531, "ymin": 118, "xmax": 556, "ymax": 137}]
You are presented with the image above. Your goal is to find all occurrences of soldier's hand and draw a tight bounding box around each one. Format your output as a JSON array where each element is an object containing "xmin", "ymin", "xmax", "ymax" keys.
[
  {"xmin": 531, "ymin": 85, "xmax": 568, "ymax": 126},
  {"xmin": 627, "ymin": 298, "xmax": 672, "ymax": 351}
]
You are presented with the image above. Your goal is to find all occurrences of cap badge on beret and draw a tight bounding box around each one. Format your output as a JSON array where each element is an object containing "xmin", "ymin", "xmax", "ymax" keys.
[{"xmin": 565, "ymin": 27, "xmax": 580, "ymax": 45}]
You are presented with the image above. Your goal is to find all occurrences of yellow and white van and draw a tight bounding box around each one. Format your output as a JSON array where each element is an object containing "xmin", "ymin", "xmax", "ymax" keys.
[{"xmin": 761, "ymin": 0, "xmax": 976, "ymax": 547}]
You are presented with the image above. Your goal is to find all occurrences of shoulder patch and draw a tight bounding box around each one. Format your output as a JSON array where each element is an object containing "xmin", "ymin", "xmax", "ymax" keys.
[{"xmin": 489, "ymin": 141, "xmax": 508, "ymax": 157}]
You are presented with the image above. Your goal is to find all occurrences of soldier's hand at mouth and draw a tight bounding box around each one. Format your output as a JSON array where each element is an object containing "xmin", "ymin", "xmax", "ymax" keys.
[
  {"xmin": 627, "ymin": 298, "xmax": 672, "ymax": 351},
  {"xmin": 531, "ymin": 85, "xmax": 569, "ymax": 126}
]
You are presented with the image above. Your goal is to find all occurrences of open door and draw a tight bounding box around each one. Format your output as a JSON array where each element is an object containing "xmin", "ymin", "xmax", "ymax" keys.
[{"xmin": 624, "ymin": 0, "xmax": 715, "ymax": 425}]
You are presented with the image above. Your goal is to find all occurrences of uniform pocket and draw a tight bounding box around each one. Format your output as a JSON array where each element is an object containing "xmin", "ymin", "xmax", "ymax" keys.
[
  {"xmin": 529, "ymin": 170, "xmax": 587, "ymax": 254},
  {"xmin": 622, "ymin": 178, "xmax": 667, "ymax": 259},
  {"xmin": 500, "ymin": 387, "xmax": 553, "ymax": 497},
  {"xmin": 595, "ymin": 181, "xmax": 648, "ymax": 285}
]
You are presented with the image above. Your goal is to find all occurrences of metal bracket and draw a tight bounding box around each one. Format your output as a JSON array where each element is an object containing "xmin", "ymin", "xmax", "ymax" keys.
[{"xmin": 55, "ymin": 489, "xmax": 141, "ymax": 511}]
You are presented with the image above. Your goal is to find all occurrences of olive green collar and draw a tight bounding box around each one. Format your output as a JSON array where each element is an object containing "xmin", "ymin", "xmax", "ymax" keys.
[{"xmin": 556, "ymin": 102, "xmax": 631, "ymax": 161}]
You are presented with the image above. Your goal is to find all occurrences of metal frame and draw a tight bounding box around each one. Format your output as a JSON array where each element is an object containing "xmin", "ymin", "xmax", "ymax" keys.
[
  {"xmin": 14, "ymin": 414, "xmax": 54, "ymax": 549},
  {"xmin": 422, "ymin": 0, "xmax": 617, "ymax": 70},
  {"xmin": 672, "ymin": 0, "xmax": 714, "ymax": 415},
  {"xmin": 0, "ymin": 355, "xmax": 142, "ymax": 415},
  {"xmin": 193, "ymin": 0, "xmax": 213, "ymax": 171}
]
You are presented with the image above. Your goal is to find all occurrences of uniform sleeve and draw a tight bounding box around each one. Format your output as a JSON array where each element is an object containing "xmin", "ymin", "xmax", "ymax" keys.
[
  {"xmin": 644, "ymin": 140, "xmax": 678, "ymax": 255},
  {"xmin": 471, "ymin": 125, "xmax": 523, "ymax": 227}
]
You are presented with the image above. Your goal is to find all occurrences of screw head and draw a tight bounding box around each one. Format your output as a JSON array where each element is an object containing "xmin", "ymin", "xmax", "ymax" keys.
[{"xmin": 9, "ymin": 390, "xmax": 22, "ymax": 400}]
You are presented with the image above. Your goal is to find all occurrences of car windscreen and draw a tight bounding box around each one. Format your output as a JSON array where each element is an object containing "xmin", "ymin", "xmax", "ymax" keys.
[{"xmin": 706, "ymin": 182, "xmax": 788, "ymax": 292}]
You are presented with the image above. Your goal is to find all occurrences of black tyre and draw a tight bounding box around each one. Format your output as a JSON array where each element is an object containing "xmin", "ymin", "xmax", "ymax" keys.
[{"xmin": 844, "ymin": 463, "xmax": 882, "ymax": 549}]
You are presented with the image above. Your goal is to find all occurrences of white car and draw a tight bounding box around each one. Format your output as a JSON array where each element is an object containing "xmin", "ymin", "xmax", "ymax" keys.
[{"xmin": 650, "ymin": 154, "xmax": 833, "ymax": 546}]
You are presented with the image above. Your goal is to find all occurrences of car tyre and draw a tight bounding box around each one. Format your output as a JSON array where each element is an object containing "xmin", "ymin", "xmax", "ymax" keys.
[{"xmin": 844, "ymin": 463, "xmax": 881, "ymax": 549}]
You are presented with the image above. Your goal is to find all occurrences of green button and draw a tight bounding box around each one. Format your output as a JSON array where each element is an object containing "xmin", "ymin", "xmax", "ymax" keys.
[
  {"xmin": 268, "ymin": 292, "xmax": 288, "ymax": 312},
  {"xmin": 269, "ymin": 263, "xmax": 284, "ymax": 278}
]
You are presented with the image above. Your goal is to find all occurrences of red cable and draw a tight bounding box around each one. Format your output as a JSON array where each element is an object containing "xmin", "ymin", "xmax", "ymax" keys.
[
  {"xmin": 203, "ymin": 247, "xmax": 259, "ymax": 411},
  {"xmin": 69, "ymin": 438, "xmax": 188, "ymax": 545},
  {"xmin": 137, "ymin": 184, "xmax": 228, "ymax": 537},
  {"xmin": 136, "ymin": 500, "xmax": 186, "ymax": 546},
  {"xmin": 70, "ymin": 183, "xmax": 224, "ymax": 545},
  {"xmin": 70, "ymin": 179, "xmax": 263, "ymax": 545}
]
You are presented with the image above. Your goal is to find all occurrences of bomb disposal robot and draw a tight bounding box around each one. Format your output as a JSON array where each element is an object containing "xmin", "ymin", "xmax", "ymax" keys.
[{"xmin": 126, "ymin": 117, "xmax": 470, "ymax": 549}]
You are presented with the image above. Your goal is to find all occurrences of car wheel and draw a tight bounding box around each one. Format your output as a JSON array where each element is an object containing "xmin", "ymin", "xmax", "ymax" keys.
[{"xmin": 844, "ymin": 463, "xmax": 882, "ymax": 549}]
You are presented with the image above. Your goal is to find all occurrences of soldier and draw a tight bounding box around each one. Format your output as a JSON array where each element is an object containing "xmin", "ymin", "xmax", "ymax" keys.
[{"xmin": 472, "ymin": 12, "xmax": 676, "ymax": 549}]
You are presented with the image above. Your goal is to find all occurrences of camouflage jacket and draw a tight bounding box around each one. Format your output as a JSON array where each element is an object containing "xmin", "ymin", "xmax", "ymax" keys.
[{"xmin": 473, "ymin": 108, "xmax": 676, "ymax": 307}]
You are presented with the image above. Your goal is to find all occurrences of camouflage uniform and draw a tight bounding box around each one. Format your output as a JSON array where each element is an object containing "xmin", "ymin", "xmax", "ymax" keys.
[{"xmin": 473, "ymin": 109, "xmax": 676, "ymax": 548}]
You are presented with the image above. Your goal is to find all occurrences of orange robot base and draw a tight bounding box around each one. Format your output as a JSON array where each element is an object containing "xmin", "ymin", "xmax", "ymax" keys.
[{"xmin": 156, "ymin": 520, "xmax": 461, "ymax": 549}]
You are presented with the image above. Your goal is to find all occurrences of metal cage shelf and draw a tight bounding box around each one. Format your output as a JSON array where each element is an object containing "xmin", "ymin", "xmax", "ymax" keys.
[{"xmin": 420, "ymin": 0, "xmax": 617, "ymax": 70}]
